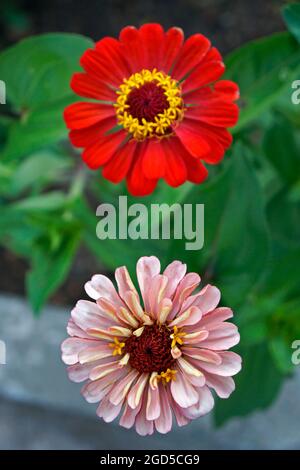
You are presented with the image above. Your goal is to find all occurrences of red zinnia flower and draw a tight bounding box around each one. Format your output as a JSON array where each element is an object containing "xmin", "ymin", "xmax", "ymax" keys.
[{"xmin": 64, "ymin": 24, "xmax": 239, "ymax": 196}]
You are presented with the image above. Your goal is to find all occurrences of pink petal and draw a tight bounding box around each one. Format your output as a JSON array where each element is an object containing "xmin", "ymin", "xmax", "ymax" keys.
[
  {"xmin": 135, "ymin": 392, "xmax": 154, "ymax": 436},
  {"xmin": 183, "ymin": 386, "xmax": 214, "ymax": 419},
  {"xmin": 81, "ymin": 381, "xmax": 113, "ymax": 404},
  {"xmin": 85, "ymin": 274, "xmax": 123, "ymax": 307},
  {"xmin": 183, "ymin": 347, "xmax": 222, "ymax": 365},
  {"xmin": 136, "ymin": 256, "xmax": 161, "ymax": 312},
  {"xmin": 109, "ymin": 369, "xmax": 139, "ymax": 406},
  {"xmin": 155, "ymin": 384, "xmax": 173, "ymax": 434},
  {"xmin": 89, "ymin": 359, "xmax": 122, "ymax": 381},
  {"xmin": 148, "ymin": 274, "xmax": 168, "ymax": 320},
  {"xmin": 183, "ymin": 329, "xmax": 209, "ymax": 345},
  {"xmin": 127, "ymin": 373, "xmax": 149, "ymax": 409},
  {"xmin": 163, "ymin": 260, "xmax": 187, "ymax": 299},
  {"xmin": 169, "ymin": 306, "xmax": 202, "ymax": 328},
  {"xmin": 119, "ymin": 401, "xmax": 142, "ymax": 429},
  {"xmin": 66, "ymin": 319, "xmax": 92, "ymax": 339},
  {"xmin": 170, "ymin": 370, "xmax": 199, "ymax": 408},
  {"xmin": 197, "ymin": 351, "xmax": 242, "ymax": 377},
  {"xmin": 199, "ymin": 307, "xmax": 233, "ymax": 330},
  {"xmin": 146, "ymin": 384, "xmax": 161, "ymax": 421},
  {"xmin": 205, "ymin": 373, "xmax": 235, "ymax": 398},
  {"xmin": 123, "ymin": 291, "xmax": 151, "ymax": 324},
  {"xmin": 169, "ymin": 273, "xmax": 201, "ymax": 320},
  {"xmin": 200, "ymin": 323, "xmax": 240, "ymax": 350},
  {"xmin": 183, "ymin": 284, "xmax": 221, "ymax": 315},
  {"xmin": 71, "ymin": 300, "xmax": 112, "ymax": 332},
  {"xmin": 115, "ymin": 266, "xmax": 139, "ymax": 301},
  {"xmin": 170, "ymin": 398, "xmax": 190, "ymax": 427},
  {"xmin": 61, "ymin": 337, "xmax": 99, "ymax": 365},
  {"xmin": 67, "ymin": 360, "xmax": 103, "ymax": 383},
  {"xmin": 81, "ymin": 368, "xmax": 127, "ymax": 403},
  {"xmin": 97, "ymin": 395, "xmax": 123, "ymax": 423},
  {"xmin": 78, "ymin": 344, "xmax": 112, "ymax": 364}
]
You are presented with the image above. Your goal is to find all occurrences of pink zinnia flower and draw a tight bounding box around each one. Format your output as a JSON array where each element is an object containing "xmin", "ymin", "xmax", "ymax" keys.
[{"xmin": 61, "ymin": 257, "xmax": 241, "ymax": 435}]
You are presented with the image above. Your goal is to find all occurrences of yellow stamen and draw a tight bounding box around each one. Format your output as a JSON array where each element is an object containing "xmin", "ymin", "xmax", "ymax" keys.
[
  {"xmin": 170, "ymin": 325, "xmax": 186, "ymax": 349},
  {"xmin": 157, "ymin": 368, "xmax": 177, "ymax": 385},
  {"xmin": 114, "ymin": 68, "xmax": 184, "ymax": 141},
  {"xmin": 108, "ymin": 337, "xmax": 125, "ymax": 356}
]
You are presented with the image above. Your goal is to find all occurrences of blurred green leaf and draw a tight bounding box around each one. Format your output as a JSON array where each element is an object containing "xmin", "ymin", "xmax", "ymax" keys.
[
  {"xmin": 262, "ymin": 243, "xmax": 300, "ymax": 300},
  {"xmin": 10, "ymin": 191, "xmax": 67, "ymax": 212},
  {"xmin": 263, "ymin": 116, "xmax": 300, "ymax": 185},
  {"xmin": 0, "ymin": 33, "xmax": 93, "ymax": 159},
  {"xmin": 225, "ymin": 32, "xmax": 300, "ymax": 132},
  {"xmin": 214, "ymin": 344, "xmax": 283, "ymax": 426},
  {"xmin": 269, "ymin": 337, "xmax": 295, "ymax": 374},
  {"xmin": 9, "ymin": 149, "xmax": 73, "ymax": 195},
  {"xmin": 26, "ymin": 231, "xmax": 81, "ymax": 315},
  {"xmin": 169, "ymin": 145, "xmax": 270, "ymax": 308},
  {"xmin": 283, "ymin": 3, "xmax": 300, "ymax": 43},
  {"xmin": 73, "ymin": 197, "xmax": 165, "ymax": 276},
  {"xmin": 267, "ymin": 189, "xmax": 300, "ymax": 247}
]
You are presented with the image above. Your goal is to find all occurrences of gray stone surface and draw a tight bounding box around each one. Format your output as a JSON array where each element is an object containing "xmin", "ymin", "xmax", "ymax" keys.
[{"xmin": 0, "ymin": 294, "xmax": 300, "ymax": 450}]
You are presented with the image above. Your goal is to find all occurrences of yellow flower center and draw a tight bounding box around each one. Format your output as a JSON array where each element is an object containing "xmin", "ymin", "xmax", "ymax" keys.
[
  {"xmin": 170, "ymin": 325, "xmax": 186, "ymax": 349},
  {"xmin": 109, "ymin": 337, "xmax": 125, "ymax": 356},
  {"xmin": 114, "ymin": 69, "xmax": 184, "ymax": 141},
  {"xmin": 157, "ymin": 368, "xmax": 177, "ymax": 384}
]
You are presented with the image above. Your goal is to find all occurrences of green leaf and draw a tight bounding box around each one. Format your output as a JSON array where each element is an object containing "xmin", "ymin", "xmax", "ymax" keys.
[
  {"xmin": 10, "ymin": 191, "xmax": 67, "ymax": 212},
  {"xmin": 0, "ymin": 33, "xmax": 93, "ymax": 159},
  {"xmin": 263, "ymin": 116, "xmax": 300, "ymax": 185},
  {"xmin": 26, "ymin": 232, "xmax": 80, "ymax": 314},
  {"xmin": 262, "ymin": 243, "xmax": 300, "ymax": 299},
  {"xmin": 225, "ymin": 32, "xmax": 300, "ymax": 132},
  {"xmin": 283, "ymin": 3, "xmax": 300, "ymax": 43},
  {"xmin": 269, "ymin": 337, "xmax": 295, "ymax": 374},
  {"xmin": 9, "ymin": 149, "xmax": 73, "ymax": 195},
  {"xmin": 214, "ymin": 344, "xmax": 283, "ymax": 426},
  {"xmin": 73, "ymin": 197, "xmax": 165, "ymax": 276},
  {"xmin": 267, "ymin": 189, "xmax": 300, "ymax": 247},
  {"xmin": 169, "ymin": 145, "xmax": 270, "ymax": 308}
]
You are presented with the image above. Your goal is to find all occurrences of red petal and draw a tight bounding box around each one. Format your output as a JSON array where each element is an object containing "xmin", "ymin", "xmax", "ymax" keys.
[
  {"xmin": 95, "ymin": 37, "xmax": 131, "ymax": 80},
  {"xmin": 185, "ymin": 100, "xmax": 239, "ymax": 128},
  {"xmin": 69, "ymin": 117, "xmax": 116, "ymax": 148},
  {"xmin": 172, "ymin": 34, "xmax": 211, "ymax": 81},
  {"xmin": 198, "ymin": 121, "xmax": 233, "ymax": 149},
  {"xmin": 179, "ymin": 119, "xmax": 232, "ymax": 164},
  {"xmin": 185, "ymin": 153, "xmax": 209, "ymax": 184},
  {"xmin": 162, "ymin": 139, "xmax": 187, "ymax": 187},
  {"xmin": 80, "ymin": 48, "xmax": 123, "ymax": 87},
  {"xmin": 64, "ymin": 102, "xmax": 115, "ymax": 130},
  {"xmin": 175, "ymin": 121, "xmax": 211, "ymax": 158},
  {"xmin": 162, "ymin": 27, "xmax": 184, "ymax": 73},
  {"xmin": 214, "ymin": 80, "xmax": 240, "ymax": 101},
  {"xmin": 119, "ymin": 26, "xmax": 145, "ymax": 73},
  {"xmin": 102, "ymin": 140, "xmax": 137, "ymax": 183},
  {"xmin": 139, "ymin": 23, "xmax": 165, "ymax": 70},
  {"xmin": 71, "ymin": 73, "xmax": 116, "ymax": 101},
  {"xmin": 142, "ymin": 139, "xmax": 166, "ymax": 179},
  {"xmin": 82, "ymin": 130, "xmax": 126, "ymax": 169},
  {"xmin": 204, "ymin": 47, "xmax": 222, "ymax": 62},
  {"xmin": 182, "ymin": 61, "xmax": 225, "ymax": 94},
  {"xmin": 168, "ymin": 136, "xmax": 208, "ymax": 183},
  {"xmin": 127, "ymin": 143, "xmax": 158, "ymax": 196}
]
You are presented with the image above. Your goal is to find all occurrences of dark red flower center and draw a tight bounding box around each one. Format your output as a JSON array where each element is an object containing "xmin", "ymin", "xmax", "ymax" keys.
[
  {"xmin": 127, "ymin": 82, "xmax": 169, "ymax": 122},
  {"xmin": 125, "ymin": 323, "xmax": 175, "ymax": 373}
]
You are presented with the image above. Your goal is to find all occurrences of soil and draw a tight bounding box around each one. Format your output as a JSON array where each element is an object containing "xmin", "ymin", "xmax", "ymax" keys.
[{"xmin": 0, "ymin": 0, "xmax": 287, "ymax": 307}]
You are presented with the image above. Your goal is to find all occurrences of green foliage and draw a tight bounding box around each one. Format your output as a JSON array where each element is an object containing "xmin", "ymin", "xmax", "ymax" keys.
[{"xmin": 0, "ymin": 4, "xmax": 300, "ymax": 425}]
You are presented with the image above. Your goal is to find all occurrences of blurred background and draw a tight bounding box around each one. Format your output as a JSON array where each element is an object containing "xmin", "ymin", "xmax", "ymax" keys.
[{"xmin": 1, "ymin": 0, "xmax": 300, "ymax": 450}]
